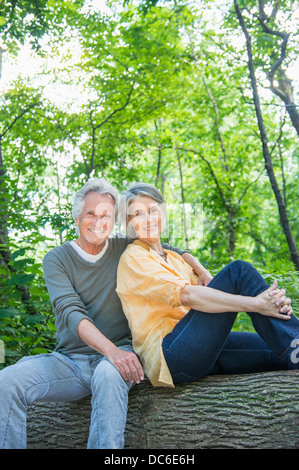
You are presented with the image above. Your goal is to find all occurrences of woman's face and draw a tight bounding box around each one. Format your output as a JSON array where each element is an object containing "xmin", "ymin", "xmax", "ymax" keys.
[{"xmin": 127, "ymin": 196, "xmax": 164, "ymax": 242}]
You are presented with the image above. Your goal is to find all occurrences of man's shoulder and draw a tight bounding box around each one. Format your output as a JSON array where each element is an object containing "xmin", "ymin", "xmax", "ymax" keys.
[
  {"xmin": 108, "ymin": 234, "xmax": 131, "ymax": 252},
  {"xmin": 43, "ymin": 242, "xmax": 71, "ymax": 264}
]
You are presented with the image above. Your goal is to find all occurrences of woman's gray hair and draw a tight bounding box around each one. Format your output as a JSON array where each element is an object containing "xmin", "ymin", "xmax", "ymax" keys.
[
  {"xmin": 119, "ymin": 183, "xmax": 165, "ymax": 237},
  {"xmin": 72, "ymin": 178, "xmax": 119, "ymax": 234}
]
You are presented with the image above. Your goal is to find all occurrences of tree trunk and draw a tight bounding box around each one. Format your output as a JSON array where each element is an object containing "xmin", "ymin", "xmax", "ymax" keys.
[
  {"xmin": 255, "ymin": 1, "xmax": 299, "ymax": 137},
  {"xmin": 27, "ymin": 371, "xmax": 299, "ymax": 449},
  {"xmin": 234, "ymin": 0, "xmax": 299, "ymax": 272},
  {"xmin": 175, "ymin": 147, "xmax": 189, "ymax": 250},
  {"xmin": 269, "ymin": 71, "xmax": 299, "ymax": 137}
]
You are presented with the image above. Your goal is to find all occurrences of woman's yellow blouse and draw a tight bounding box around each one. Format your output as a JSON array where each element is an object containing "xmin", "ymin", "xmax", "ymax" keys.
[{"xmin": 116, "ymin": 240, "xmax": 199, "ymax": 387}]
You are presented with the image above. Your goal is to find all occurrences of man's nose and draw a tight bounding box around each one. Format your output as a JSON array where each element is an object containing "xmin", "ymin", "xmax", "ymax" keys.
[{"xmin": 93, "ymin": 216, "xmax": 104, "ymax": 228}]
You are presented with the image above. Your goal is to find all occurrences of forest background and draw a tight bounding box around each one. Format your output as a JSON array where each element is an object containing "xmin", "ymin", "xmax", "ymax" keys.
[{"xmin": 0, "ymin": 0, "xmax": 298, "ymax": 368}]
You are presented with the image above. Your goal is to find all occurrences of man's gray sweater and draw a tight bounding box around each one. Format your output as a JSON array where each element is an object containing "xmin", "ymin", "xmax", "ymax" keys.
[{"xmin": 43, "ymin": 238, "xmax": 186, "ymax": 356}]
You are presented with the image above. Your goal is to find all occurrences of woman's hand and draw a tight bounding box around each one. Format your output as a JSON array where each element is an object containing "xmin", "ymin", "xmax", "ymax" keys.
[
  {"xmin": 269, "ymin": 282, "xmax": 293, "ymax": 315},
  {"xmin": 255, "ymin": 280, "xmax": 292, "ymax": 320}
]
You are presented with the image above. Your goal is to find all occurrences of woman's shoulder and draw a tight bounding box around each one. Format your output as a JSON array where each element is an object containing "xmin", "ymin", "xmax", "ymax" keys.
[
  {"xmin": 121, "ymin": 240, "xmax": 149, "ymax": 259},
  {"xmin": 117, "ymin": 241, "xmax": 151, "ymax": 278},
  {"xmin": 165, "ymin": 249, "xmax": 183, "ymax": 260}
]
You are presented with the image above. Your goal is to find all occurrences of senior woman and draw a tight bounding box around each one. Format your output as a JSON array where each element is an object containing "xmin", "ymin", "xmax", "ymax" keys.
[{"xmin": 116, "ymin": 183, "xmax": 298, "ymax": 388}]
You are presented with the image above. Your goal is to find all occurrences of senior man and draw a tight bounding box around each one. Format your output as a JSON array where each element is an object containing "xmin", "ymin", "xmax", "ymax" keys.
[{"xmin": 0, "ymin": 178, "xmax": 212, "ymax": 449}]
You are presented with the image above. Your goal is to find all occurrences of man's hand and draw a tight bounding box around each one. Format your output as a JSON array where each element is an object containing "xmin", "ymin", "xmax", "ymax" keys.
[
  {"xmin": 106, "ymin": 348, "xmax": 144, "ymax": 384},
  {"xmin": 77, "ymin": 319, "xmax": 144, "ymax": 384},
  {"xmin": 197, "ymin": 267, "xmax": 213, "ymax": 286},
  {"xmin": 181, "ymin": 252, "xmax": 213, "ymax": 286}
]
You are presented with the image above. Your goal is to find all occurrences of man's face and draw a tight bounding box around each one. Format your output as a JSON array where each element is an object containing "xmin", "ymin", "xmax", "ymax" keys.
[{"xmin": 75, "ymin": 192, "xmax": 116, "ymax": 250}]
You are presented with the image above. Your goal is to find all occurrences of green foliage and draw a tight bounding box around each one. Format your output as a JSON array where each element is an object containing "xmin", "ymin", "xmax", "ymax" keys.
[
  {"xmin": 0, "ymin": 0, "xmax": 86, "ymax": 52},
  {"xmin": 0, "ymin": 0, "xmax": 49, "ymax": 50},
  {"xmin": 0, "ymin": 247, "xmax": 56, "ymax": 370}
]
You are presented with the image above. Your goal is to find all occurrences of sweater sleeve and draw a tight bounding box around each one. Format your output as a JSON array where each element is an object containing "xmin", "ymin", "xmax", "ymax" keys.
[
  {"xmin": 43, "ymin": 250, "xmax": 94, "ymax": 339},
  {"xmin": 161, "ymin": 242, "xmax": 189, "ymax": 256}
]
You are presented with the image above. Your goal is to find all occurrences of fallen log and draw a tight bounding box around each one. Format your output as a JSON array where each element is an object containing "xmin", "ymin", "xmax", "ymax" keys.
[{"xmin": 27, "ymin": 370, "xmax": 299, "ymax": 449}]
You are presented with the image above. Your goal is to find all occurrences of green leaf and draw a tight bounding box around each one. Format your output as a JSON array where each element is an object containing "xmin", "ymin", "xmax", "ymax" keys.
[
  {"xmin": 7, "ymin": 273, "xmax": 35, "ymax": 288},
  {"xmin": 0, "ymin": 308, "xmax": 18, "ymax": 318},
  {"xmin": 11, "ymin": 248, "xmax": 27, "ymax": 260},
  {"xmin": 22, "ymin": 314, "xmax": 44, "ymax": 325}
]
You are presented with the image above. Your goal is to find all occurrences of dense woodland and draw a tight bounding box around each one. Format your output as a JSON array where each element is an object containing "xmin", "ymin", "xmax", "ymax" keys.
[{"xmin": 0, "ymin": 0, "xmax": 298, "ymax": 367}]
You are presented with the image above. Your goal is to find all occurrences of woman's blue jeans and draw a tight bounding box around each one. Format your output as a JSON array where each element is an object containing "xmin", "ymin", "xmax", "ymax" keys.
[{"xmin": 162, "ymin": 260, "xmax": 299, "ymax": 384}]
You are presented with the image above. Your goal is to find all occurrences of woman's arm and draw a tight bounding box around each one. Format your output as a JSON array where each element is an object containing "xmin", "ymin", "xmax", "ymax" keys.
[{"xmin": 180, "ymin": 280, "xmax": 292, "ymax": 320}]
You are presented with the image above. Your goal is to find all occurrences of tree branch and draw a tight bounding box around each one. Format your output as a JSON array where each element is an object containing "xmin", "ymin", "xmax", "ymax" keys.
[
  {"xmin": 0, "ymin": 102, "xmax": 41, "ymax": 139},
  {"xmin": 94, "ymin": 82, "xmax": 135, "ymax": 131}
]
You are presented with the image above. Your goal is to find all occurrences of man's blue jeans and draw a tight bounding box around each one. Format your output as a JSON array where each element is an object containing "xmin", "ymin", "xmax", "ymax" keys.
[
  {"xmin": 162, "ymin": 260, "xmax": 299, "ymax": 384},
  {"xmin": 0, "ymin": 345, "xmax": 136, "ymax": 449}
]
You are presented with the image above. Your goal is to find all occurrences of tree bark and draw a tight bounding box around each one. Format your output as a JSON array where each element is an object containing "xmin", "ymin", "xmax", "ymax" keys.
[{"xmin": 27, "ymin": 371, "xmax": 299, "ymax": 449}]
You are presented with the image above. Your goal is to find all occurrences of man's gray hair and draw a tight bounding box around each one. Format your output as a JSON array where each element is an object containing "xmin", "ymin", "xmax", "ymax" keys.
[
  {"xmin": 119, "ymin": 183, "xmax": 164, "ymax": 236},
  {"xmin": 72, "ymin": 178, "xmax": 119, "ymax": 229}
]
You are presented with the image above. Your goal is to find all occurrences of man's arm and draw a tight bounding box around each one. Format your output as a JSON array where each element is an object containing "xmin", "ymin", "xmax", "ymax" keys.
[
  {"xmin": 181, "ymin": 252, "xmax": 213, "ymax": 286},
  {"xmin": 162, "ymin": 243, "xmax": 213, "ymax": 286},
  {"xmin": 77, "ymin": 319, "xmax": 144, "ymax": 384}
]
